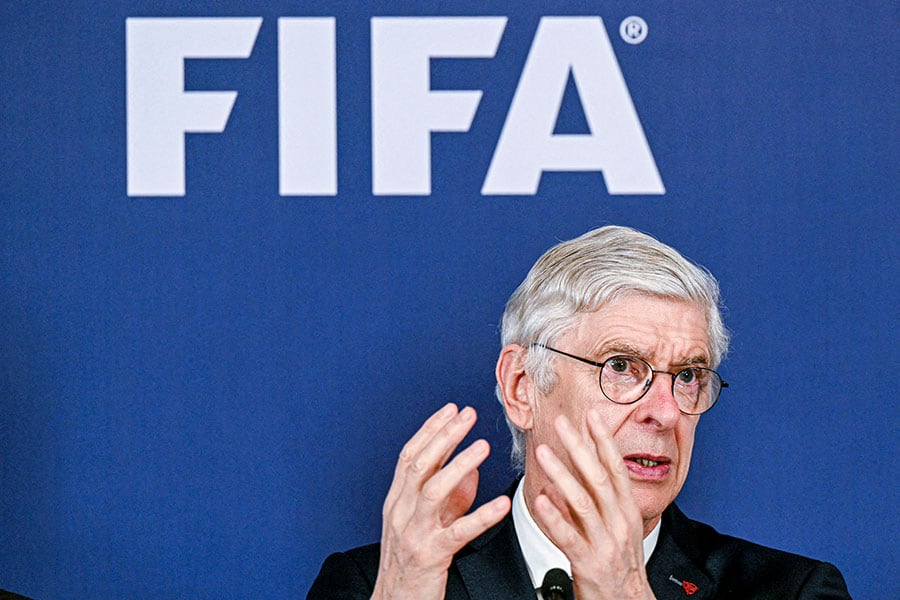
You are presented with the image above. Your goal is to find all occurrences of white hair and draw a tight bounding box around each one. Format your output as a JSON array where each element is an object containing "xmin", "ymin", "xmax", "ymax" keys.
[{"xmin": 496, "ymin": 226, "xmax": 730, "ymax": 472}]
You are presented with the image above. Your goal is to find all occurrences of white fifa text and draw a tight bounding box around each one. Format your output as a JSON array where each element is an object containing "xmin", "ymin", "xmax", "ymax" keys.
[{"xmin": 126, "ymin": 16, "xmax": 664, "ymax": 197}]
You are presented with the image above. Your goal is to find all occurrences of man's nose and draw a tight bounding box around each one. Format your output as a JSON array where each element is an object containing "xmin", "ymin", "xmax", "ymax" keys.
[{"xmin": 635, "ymin": 372, "xmax": 681, "ymax": 428}]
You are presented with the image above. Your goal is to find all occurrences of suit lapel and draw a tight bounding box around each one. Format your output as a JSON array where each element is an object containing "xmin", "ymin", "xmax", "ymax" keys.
[
  {"xmin": 646, "ymin": 504, "xmax": 714, "ymax": 600},
  {"xmin": 454, "ymin": 512, "xmax": 536, "ymax": 600},
  {"xmin": 452, "ymin": 488, "xmax": 718, "ymax": 600},
  {"xmin": 457, "ymin": 506, "xmax": 714, "ymax": 600}
]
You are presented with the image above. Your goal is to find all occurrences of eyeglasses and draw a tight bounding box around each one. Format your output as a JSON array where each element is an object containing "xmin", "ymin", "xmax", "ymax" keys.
[{"xmin": 534, "ymin": 345, "xmax": 727, "ymax": 415}]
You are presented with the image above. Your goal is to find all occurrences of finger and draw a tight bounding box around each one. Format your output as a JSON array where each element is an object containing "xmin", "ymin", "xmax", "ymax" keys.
[
  {"xmin": 534, "ymin": 442, "xmax": 603, "ymax": 535},
  {"xmin": 585, "ymin": 409, "xmax": 643, "ymax": 539},
  {"xmin": 384, "ymin": 403, "xmax": 459, "ymax": 512},
  {"xmin": 394, "ymin": 406, "xmax": 478, "ymax": 513},
  {"xmin": 438, "ymin": 494, "xmax": 511, "ymax": 555},
  {"xmin": 444, "ymin": 468, "xmax": 479, "ymax": 527},
  {"xmin": 541, "ymin": 481, "xmax": 575, "ymax": 529},
  {"xmin": 586, "ymin": 408, "xmax": 633, "ymax": 503},
  {"xmin": 533, "ymin": 491, "xmax": 590, "ymax": 562},
  {"xmin": 417, "ymin": 438, "xmax": 492, "ymax": 526},
  {"xmin": 554, "ymin": 414, "xmax": 623, "ymax": 527}
]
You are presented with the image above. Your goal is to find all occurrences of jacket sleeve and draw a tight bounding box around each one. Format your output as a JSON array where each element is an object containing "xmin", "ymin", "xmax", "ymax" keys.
[{"xmin": 306, "ymin": 549, "xmax": 379, "ymax": 600}]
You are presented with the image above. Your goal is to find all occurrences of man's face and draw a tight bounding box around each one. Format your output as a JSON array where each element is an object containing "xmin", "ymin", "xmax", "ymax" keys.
[{"xmin": 523, "ymin": 294, "xmax": 711, "ymax": 531}]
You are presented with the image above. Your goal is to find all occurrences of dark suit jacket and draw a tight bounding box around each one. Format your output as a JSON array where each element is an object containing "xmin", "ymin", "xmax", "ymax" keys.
[{"xmin": 307, "ymin": 501, "xmax": 850, "ymax": 599}]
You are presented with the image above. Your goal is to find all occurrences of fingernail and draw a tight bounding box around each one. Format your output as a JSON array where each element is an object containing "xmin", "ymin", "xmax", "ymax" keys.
[
  {"xmin": 473, "ymin": 439, "xmax": 490, "ymax": 456},
  {"xmin": 493, "ymin": 497, "xmax": 510, "ymax": 514},
  {"xmin": 460, "ymin": 406, "xmax": 476, "ymax": 421}
]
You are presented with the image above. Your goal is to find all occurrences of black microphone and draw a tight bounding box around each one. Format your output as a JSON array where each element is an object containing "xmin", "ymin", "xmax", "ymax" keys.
[{"xmin": 540, "ymin": 568, "xmax": 573, "ymax": 600}]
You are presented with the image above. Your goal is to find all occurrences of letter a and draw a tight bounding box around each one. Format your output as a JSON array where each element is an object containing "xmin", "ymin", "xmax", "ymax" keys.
[{"xmin": 482, "ymin": 17, "xmax": 664, "ymax": 195}]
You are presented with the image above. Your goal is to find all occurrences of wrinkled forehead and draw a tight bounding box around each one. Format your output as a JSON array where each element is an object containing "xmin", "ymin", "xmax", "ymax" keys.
[{"xmin": 560, "ymin": 295, "xmax": 712, "ymax": 363}]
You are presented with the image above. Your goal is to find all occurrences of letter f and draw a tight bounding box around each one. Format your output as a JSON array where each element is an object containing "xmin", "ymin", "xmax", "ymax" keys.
[{"xmin": 126, "ymin": 18, "xmax": 261, "ymax": 196}]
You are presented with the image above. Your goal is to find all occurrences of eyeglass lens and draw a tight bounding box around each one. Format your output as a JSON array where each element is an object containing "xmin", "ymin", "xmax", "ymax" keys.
[{"xmin": 600, "ymin": 356, "xmax": 721, "ymax": 414}]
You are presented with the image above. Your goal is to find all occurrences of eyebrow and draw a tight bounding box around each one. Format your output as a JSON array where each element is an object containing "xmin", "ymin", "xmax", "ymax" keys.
[
  {"xmin": 594, "ymin": 342, "xmax": 709, "ymax": 368},
  {"xmin": 597, "ymin": 342, "xmax": 644, "ymax": 358},
  {"xmin": 679, "ymin": 355, "xmax": 711, "ymax": 367}
]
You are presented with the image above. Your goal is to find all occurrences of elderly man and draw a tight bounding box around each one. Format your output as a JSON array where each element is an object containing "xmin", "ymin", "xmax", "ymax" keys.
[{"xmin": 308, "ymin": 226, "xmax": 850, "ymax": 599}]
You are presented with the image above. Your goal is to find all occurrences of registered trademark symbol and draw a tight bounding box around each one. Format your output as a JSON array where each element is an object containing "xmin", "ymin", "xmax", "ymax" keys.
[{"xmin": 619, "ymin": 16, "xmax": 648, "ymax": 45}]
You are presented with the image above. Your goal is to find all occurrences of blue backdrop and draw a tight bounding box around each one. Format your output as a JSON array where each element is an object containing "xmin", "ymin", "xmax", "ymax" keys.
[{"xmin": 1, "ymin": 2, "xmax": 896, "ymax": 598}]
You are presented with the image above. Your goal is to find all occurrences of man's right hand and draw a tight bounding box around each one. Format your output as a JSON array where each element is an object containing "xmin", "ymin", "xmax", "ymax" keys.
[{"xmin": 371, "ymin": 403, "xmax": 511, "ymax": 600}]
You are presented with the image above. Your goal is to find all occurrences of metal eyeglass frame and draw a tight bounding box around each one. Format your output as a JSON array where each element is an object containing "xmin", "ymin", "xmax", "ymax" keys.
[{"xmin": 532, "ymin": 343, "xmax": 728, "ymax": 415}]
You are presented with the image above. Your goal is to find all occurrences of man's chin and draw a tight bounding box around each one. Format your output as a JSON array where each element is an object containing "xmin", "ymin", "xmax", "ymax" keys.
[{"xmin": 632, "ymin": 489, "xmax": 677, "ymax": 529}]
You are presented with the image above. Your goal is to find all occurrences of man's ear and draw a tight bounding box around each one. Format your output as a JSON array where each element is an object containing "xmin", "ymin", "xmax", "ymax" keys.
[{"xmin": 496, "ymin": 343, "xmax": 534, "ymax": 430}]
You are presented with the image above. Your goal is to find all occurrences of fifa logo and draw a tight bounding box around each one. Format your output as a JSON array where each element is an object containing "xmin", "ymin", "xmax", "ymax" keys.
[{"xmin": 126, "ymin": 17, "xmax": 664, "ymax": 197}]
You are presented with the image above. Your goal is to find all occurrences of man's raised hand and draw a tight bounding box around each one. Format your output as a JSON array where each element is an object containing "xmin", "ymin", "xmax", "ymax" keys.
[{"xmin": 371, "ymin": 404, "xmax": 511, "ymax": 600}]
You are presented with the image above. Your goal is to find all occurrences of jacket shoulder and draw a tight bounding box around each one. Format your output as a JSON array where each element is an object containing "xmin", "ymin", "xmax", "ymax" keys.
[
  {"xmin": 306, "ymin": 543, "xmax": 381, "ymax": 599},
  {"xmin": 661, "ymin": 505, "xmax": 851, "ymax": 599}
]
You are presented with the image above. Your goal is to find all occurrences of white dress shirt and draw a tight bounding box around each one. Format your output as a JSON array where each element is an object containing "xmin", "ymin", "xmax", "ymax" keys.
[{"xmin": 511, "ymin": 478, "xmax": 661, "ymax": 596}]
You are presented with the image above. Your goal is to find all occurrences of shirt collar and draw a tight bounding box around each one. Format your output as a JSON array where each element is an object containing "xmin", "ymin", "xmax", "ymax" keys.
[{"xmin": 511, "ymin": 478, "xmax": 661, "ymax": 588}]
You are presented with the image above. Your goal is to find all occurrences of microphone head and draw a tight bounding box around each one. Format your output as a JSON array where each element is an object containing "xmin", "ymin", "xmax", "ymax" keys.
[{"xmin": 541, "ymin": 568, "xmax": 573, "ymax": 600}]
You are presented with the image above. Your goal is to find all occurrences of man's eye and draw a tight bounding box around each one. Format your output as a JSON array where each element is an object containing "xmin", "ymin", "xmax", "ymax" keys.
[
  {"xmin": 607, "ymin": 357, "xmax": 631, "ymax": 372},
  {"xmin": 677, "ymin": 369, "xmax": 698, "ymax": 384}
]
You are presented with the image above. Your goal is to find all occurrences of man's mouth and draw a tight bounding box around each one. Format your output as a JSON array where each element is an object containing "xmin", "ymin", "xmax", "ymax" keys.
[{"xmin": 623, "ymin": 455, "xmax": 672, "ymax": 479}]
